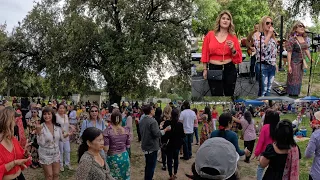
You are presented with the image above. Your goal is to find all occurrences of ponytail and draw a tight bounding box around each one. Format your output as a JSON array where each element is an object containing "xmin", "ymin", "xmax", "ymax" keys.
[{"xmin": 78, "ymin": 142, "xmax": 89, "ymax": 163}]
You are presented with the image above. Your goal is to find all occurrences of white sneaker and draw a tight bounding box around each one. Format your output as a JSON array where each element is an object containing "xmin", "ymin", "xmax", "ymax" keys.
[
  {"xmin": 65, "ymin": 164, "xmax": 73, "ymax": 170},
  {"xmin": 60, "ymin": 166, "xmax": 64, "ymax": 172}
]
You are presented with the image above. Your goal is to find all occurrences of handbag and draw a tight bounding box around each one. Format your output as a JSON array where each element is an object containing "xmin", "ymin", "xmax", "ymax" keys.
[
  {"xmin": 207, "ymin": 70, "xmax": 223, "ymax": 80},
  {"xmin": 161, "ymin": 139, "xmax": 170, "ymax": 152}
]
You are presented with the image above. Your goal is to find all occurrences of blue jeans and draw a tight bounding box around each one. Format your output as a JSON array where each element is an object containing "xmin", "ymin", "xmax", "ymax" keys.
[
  {"xmin": 255, "ymin": 63, "xmax": 276, "ymax": 96},
  {"xmin": 193, "ymin": 127, "xmax": 199, "ymax": 144},
  {"xmin": 167, "ymin": 149, "xmax": 180, "ymax": 176},
  {"xmin": 183, "ymin": 133, "xmax": 193, "ymax": 159},
  {"xmin": 256, "ymin": 164, "xmax": 265, "ymax": 180},
  {"xmin": 144, "ymin": 151, "xmax": 158, "ymax": 180}
]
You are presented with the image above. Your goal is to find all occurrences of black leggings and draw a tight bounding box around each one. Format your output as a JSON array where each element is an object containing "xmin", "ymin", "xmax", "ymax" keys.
[
  {"xmin": 244, "ymin": 139, "xmax": 255, "ymax": 162},
  {"xmin": 208, "ymin": 62, "xmax": 237, "ymax": 96},
  {"xmin": 12, "ymin": 173, "xmax": 25, "ymax": 180}
]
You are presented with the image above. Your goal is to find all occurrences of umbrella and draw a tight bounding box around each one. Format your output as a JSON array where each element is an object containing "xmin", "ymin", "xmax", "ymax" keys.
[
  {"xmin": 256, "ymin": 96, "xmax": 295, "ymax": 103},
  {"xmin": 234, "ymin": 99, "xmax": 245, "ymax": 103},
  {"xmin": 244, "ymin": 100, "xmax": 265, "ymax": 107},
  {"xmin": 300, "ymin": 96, "xmax": 320, "ymax": 101}
]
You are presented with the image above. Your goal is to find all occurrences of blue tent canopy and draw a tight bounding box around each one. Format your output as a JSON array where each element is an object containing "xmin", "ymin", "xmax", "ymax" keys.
[
  {"xmin": 301, "ymin": 96, "xmax": 320, "ymax": 101},
  {"xmin": 234, "ymin": 99, "xmax": 245, "ymax": 103},
  {"xmin": 244, "ymin": 100, "xmax": 264, "ymax": 106}
]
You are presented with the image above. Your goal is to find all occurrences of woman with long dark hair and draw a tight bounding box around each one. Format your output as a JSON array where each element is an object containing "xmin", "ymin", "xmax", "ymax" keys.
[
  {"xmin": 286, "ymin": 21, "xmax": 312, "ymax": 96},
  {"xmin": 204, "ymin": 106, "xmax": 213, "ymax": 133},
  {"xmin": 210, "ymin": 113, "xmax": 250, "ymax": 157},
  {"xmin": 76, "ymin": 127, "xmax": 114, "ymax": 180},
  {"xmin": 252, "ymin": 109, "xmax": 280, "ymax": 180},
  {"xmin": 260, "ymin": 120, "xmax": 301, "ymax": 179},
  {"xmin": 233, "ymin": 111, "xmax": 256, "ymax": 163},
  {"xmin": 201, "ymin": 10, "xmax": 242, "ymax": 96},
  {"xmin": 104, "ymin": 110, "xmax": 130, "ymax": 179},
  {"xmin": 36, "ymin": 107, "xmax": 71, "ymax": 180},
  {"xmin": 162, "ymin": 108, "xmax": 185, "ymax": 180}
]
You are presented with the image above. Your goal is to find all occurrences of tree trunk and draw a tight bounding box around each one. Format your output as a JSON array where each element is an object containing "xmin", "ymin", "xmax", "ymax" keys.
[
  {"xmin": 6, "ymin": 86, "xmax": 11, "ymax": 98},
  {"xmin": 108, "ymin": 86, "xmax": 122, "ymax": 107}
]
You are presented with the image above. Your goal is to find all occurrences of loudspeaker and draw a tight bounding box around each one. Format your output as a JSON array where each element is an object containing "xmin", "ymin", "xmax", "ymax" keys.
[
  {"xmin": 238, "ymin": 61, "xmax": 251, "ymax": 74},
  {"xmin": 191, "ymin": 76, "xmax": 211, "ymax": 97}
]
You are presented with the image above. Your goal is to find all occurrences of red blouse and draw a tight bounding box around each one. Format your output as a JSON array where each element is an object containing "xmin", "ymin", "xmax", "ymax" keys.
[
  {"xmin": 0, "ymin": 137, "xmax": 31, "ymax": 177},
  {"xmin": 201, "ymin": 31, "xmax": 242, "ymax": 64}
]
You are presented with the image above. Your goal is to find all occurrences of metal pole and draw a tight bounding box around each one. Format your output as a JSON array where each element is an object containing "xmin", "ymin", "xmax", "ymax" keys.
[{"xmin": 279, "ymin": 16, "xmax": 284, "ymax": 71}]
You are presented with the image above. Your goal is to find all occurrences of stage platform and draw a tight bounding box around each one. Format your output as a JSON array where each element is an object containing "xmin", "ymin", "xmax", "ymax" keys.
[{"xmin": 191, "ymin": 74, "xmax": 283, "ymax": 98}]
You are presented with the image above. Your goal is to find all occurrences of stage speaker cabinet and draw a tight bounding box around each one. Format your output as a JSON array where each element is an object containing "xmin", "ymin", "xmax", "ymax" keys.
[
  {"xmin": 191, "ymin": 76, "xmax": 211, "ymax": 97},
  {"xmin": 238, "ymin": 61, "xmax": 251, "ymax": 74}
]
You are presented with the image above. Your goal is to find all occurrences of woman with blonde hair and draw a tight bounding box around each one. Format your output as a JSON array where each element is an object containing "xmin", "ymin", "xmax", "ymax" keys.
[
  {"xmin": 286, "ymin": 21, "xmax": 312, "ymax": 96},
  {"xmin": 160, "ymin": 105, "xmax": 172, "ymax": 170},
  {"xmin": 201, "ymin": 10, "xmax": 242, "ymax": 96},
  {"xmin": 0, "ymin": 107, "xmax": 32, "ymax": 180},
  {"xmin": 254, "ymin": 16, "xmax": 278, "ymax": 96}
]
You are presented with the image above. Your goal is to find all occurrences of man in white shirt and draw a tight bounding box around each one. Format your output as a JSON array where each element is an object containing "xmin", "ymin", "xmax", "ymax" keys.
[{"xmin": 179, "ymin": 101, "xmax": 197, "ymax": 160}]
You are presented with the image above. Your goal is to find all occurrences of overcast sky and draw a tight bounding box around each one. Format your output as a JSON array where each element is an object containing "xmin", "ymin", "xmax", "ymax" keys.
[{"xmin": 0, "ymin": 0, "xmax": 39, "ymax": 32}]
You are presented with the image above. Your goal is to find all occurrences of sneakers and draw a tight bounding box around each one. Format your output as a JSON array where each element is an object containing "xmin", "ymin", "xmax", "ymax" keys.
[
  {"xmin": 60, "ymin": 166, "xmax": 64, "ymax": 172},
  {"xmin": 65, "ymin": 164, "xmax": 73, "ymax": 170}
]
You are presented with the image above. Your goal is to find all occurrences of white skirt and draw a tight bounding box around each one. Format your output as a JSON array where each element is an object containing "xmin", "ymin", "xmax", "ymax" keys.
[{"xmin": 38, "ymin": 146, "xmax": 60, "ymax": 165}]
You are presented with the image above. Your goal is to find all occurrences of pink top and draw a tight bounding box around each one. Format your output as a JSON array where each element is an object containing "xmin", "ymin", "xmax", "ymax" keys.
[
  {"xmin": 254, "ymin": 124, "xmax": 274, "ymax": 157},
  {"xmin": 194, "ymin": 117, "xmax": 199, "ymax": 128}
]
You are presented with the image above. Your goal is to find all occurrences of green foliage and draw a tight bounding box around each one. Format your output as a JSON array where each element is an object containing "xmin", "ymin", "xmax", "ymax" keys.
[
  {"xmin": 160, "ymin": 75, "xmax": 191, "ymax": 100},
  {"xmin": 192, "ymin": 0, "xmax": 221, "ymax": 35},
  {"xmin": 9, "ymin": 0, "xmax": 193, "ymax": 104}
]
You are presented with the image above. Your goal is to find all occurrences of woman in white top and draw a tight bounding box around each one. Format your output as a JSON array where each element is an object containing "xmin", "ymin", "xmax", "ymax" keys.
[
  {"xmin": 56, "ymin": 103, "xmax": 72, "ymax": 172},
  {"xmin": 36, "ymin": 107, "xmax": 71, "ymax": 180}
]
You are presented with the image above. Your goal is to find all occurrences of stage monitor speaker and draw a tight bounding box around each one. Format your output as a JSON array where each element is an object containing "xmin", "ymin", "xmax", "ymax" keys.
[
  {"xmin": 191, "ymin": 76, "xmax": 211, "ymax": 97},
  {"xmin": 238, "ymin": 61, "xmax": 251, "ymax": 74}
]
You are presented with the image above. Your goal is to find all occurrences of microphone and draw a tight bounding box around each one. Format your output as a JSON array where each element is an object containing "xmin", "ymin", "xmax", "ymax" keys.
[{"xmin": 273, "ymin": 31, "xmax": 278, "ymax": 36}]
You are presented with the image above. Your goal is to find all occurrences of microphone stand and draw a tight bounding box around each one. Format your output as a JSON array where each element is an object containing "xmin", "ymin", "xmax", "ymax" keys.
[{"xmin": 259, "ymin": 32, "xmax": 263, "ymax": 96}]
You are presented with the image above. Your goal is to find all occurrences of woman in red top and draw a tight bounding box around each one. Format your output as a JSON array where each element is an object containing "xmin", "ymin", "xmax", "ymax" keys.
[
  {"xmin": 0, "ymin": 107, "xmax": 32, "ymax": 180},
  {"xmin": 201, "ymin": 10, "xmax": 242, "ymax": 96}
]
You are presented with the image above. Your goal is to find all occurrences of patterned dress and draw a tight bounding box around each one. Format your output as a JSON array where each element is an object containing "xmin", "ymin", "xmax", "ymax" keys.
[
  {"xmin": 200, "ymin": 123, "xmax": 210, "ymax": 145},
  {"xmin": 285, "ymin": 37, "xmax": 308, "ymax": 95}
]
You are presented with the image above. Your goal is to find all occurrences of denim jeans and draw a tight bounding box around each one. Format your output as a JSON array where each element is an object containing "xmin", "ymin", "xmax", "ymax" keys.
[
  {"xmin": 59, "ymin": 141, "xmax": 71, "ymax": 166},
  {"xmin": 144, "ymin": 151, "xmax": 158, "ymax": 180},
  {"xmin": 167, "ymin": 149, "xmax": 180, "ymax": 176},
  {"xmin": 256, "ymin": 164, "xmax": 265, "ymax": 180},
  {"xmin": 255, "ymin": 63, "xmax": 276, "ymax": 96},
  {"xmin": 183, "ymin": 133, "xmax": 193, "ymax": 159},
  {"xmin": 193, "ymin": 127, "xmax": 199, "ymax": 144}
]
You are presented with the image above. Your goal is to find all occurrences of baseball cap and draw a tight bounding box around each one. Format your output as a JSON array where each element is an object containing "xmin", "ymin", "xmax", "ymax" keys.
[
  {"xmin": 195, "ymin": 137, "xmax": 239, "ymax": 179},
  {"xmin": 315, "ymin": 111, "xmax": 320, "ymax": 120}
]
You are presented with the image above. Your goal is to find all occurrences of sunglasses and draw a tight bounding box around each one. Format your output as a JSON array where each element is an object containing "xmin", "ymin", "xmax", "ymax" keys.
[
  {"xmin": 32, "ymin": 111, "xmax": 37, "ymax": 113},
  {"xmin": 298, "ymin": 24, "xmax": 305, "ymax": 28},
  {"xmin": 90, "ymin": 110, "xmax": 98, "ymax": 112},
  {"xmin": 266, "ymin": 21, "xmax": 273, "ymax": 26}
]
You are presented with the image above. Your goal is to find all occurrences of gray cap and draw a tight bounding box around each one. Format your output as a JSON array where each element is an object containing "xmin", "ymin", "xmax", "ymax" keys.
[{"xmin": 195, "ymin": 137, "xmax": 239, "ymax": 179}]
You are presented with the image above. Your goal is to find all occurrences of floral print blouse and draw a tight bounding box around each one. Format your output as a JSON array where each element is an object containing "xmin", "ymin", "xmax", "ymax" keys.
[
  {"xmin": 200, "ymin": 123, "xmax": 210, "ymax": 145},
  {"xmin": 254, "ymin": 33, "xmax": 277, "ymax": 66}
]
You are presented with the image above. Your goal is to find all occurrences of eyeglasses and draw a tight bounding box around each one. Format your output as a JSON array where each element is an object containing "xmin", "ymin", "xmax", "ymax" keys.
[
  {"xmin": 91, "ymin": 110, "xmax": 98, "ymax": 112},
  {"xmin": 266, "ymin": 21, "xmax": 273, "ymax": 26},
  {"xmin": 298, "ymin": 24, "xmax": 305, "ymax": 28},
  {"xmin": 32, "ymin": 111, "xmax": 37, "ymax": 113}
]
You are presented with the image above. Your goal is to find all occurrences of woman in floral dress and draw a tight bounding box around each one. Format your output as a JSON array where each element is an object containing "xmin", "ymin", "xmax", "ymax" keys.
[
  {"xmin": 200, "ymin": 114, "xmax": 210, "ymax": 145},
  {"xmin": 28, "ymin": 109, "xmax": 41, "ymax": 168}
]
